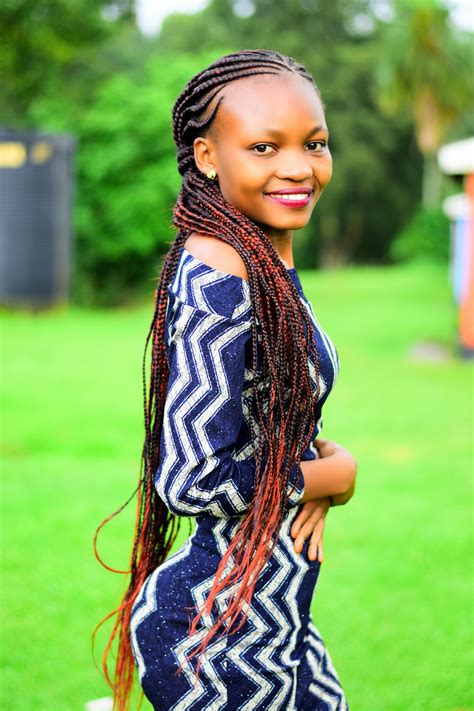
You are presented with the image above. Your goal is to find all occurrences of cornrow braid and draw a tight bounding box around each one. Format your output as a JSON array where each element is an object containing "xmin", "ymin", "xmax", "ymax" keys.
[{"xmin": 93, "ymin": 49, "xmax": 323, "ymax": 710}]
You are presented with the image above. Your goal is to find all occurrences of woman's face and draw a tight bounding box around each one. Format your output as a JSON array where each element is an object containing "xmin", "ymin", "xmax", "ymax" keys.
[{"xmin": 193, "ymin": 72, "xmax": 333, "ymax": 240}]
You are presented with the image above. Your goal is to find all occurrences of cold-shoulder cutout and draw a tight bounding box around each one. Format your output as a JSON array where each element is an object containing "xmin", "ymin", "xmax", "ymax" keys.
[
  {"xmin": 183, "ymin": 234, "xmax": 249, "ymax": 282},
  {"xmin": 170, "ymin": 244, "xmax": 252, "ymax": 321},
  {"xmin": 174, "ymin": 234, "xmax": 302, "ymax": 321}
]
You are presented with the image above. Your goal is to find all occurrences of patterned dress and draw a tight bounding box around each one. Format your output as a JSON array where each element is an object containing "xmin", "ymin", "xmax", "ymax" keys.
[{"xmin": 130, "ymin": 246, "xmax": 349, "ymax": 710}]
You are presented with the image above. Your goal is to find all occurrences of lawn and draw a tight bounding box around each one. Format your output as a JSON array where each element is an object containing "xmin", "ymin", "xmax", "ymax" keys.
[{"xmin": 1, "ymin": 261, "xmax": 472, "ymax": 711}]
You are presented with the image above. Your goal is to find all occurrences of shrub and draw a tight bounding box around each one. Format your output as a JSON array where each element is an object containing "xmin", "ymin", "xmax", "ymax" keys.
[{"xmin": 389, "ymin": 206, "xmax": 451, "ymax": 264}]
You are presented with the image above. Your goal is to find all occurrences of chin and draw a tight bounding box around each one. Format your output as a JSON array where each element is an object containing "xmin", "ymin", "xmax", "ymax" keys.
[
  {"xmin": 249, "ymin": 211, "xmax": 312, "ymax": 234},
  {"xmin": 271, "ymin": 217, "xmax": 311, "ymax": 230}
]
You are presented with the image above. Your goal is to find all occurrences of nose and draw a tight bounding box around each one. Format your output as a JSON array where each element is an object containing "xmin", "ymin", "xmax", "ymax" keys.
[{"xmin": 275, "ymin": 151, "xmax": 313, "ymax": 181}]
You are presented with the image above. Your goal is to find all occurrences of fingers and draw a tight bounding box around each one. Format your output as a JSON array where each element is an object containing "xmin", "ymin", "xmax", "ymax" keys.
[
  {"xmin": 292, "ymin": 506, "xmax": 327, "ymax": 555},
  {"xmin": 317, "ymin": 535, "xmax": 324, "ymax": 563},
  {"xmin": 291, "ymin": 503, "xmax": 315, "ymax": 538},
  {"xmin": 307, "ymin": 518, "xmax": 325, "ymax": 561},
  {"xmin": 291, "ymin": 500, "xmax": 324, "ymax": 538}
]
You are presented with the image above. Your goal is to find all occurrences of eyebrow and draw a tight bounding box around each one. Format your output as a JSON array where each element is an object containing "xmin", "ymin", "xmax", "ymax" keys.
[{"xmin": 261, "ymin": 124, "xmax": 329, "ymax": 139}]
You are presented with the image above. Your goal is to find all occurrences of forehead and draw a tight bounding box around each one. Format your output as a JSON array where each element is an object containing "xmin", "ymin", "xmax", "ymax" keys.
[{"xmin": 208, "ymin": 73, "xmax": 326, "ymax": 140}]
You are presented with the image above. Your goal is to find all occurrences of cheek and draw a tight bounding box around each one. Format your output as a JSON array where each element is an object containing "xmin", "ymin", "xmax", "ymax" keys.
[
  {"xmin": 226, "ymin": 166, "xmax": 267, "ymax": 204},
  {"xmin": 221, "ymin": 155, "xmax": 261, "ymax": 190},
  {"xmin": 218, "ymin": 175, "xmax": 263, "ymax": 217},
  {"xmin": 321, "ymin": 156, "xmax": 333, "ymax": 185}
]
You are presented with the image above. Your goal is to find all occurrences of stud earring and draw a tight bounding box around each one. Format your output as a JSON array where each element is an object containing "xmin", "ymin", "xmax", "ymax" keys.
[{"xmin": 206, "ymin": 169, "xmax": 217, "ymax": 180}]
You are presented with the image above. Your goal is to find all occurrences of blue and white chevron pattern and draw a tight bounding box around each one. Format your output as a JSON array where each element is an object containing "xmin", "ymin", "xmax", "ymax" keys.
[{"xmin": 130, "ymin": 248, "xmax": 348, "ymax": 709}]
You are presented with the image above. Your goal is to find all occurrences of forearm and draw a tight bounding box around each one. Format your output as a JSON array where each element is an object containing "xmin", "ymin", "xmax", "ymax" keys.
[
  {"xmin": 299, "ymin": 454, "xmax": 355, "ymax": 504},
  {"xmin": 329, "ymin": 479, "xmax": 356, "ymax": 507}
]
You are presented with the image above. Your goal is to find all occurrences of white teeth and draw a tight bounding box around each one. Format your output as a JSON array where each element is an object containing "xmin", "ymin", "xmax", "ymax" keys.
[{"xmin": 269, "ymin": 193, "xmax": 310, "ymax": 201}]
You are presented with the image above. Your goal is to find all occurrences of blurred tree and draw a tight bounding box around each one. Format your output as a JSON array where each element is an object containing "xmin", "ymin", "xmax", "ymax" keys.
[
  {"xmin": 30, "ymin": 50, "xmax": 229, "ymax": 305},
  {"xmin": 374, "ymin": 0, "xmax": 473, "ymax": 209},
  {"xmin": 389, "ymin": 205, "xmax": 450, "ymax": 263},
  {"xmin": 0, "ymin": 0, "xmax": 137, "ymax": 127}
]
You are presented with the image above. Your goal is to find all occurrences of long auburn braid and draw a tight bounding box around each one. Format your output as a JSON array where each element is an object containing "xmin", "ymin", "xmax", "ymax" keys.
[{"xmin": 93, "ymin": 49, "xmax": 323, "ymax": 710}]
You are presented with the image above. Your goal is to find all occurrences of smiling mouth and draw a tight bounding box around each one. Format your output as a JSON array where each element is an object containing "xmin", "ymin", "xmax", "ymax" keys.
[
  {"xmin": 267, "ymin": 193, "xmax": 311, "ymax": 201},
  {"xmin": 264, "ymin": 191, "xmax": 313, "ymax": 207},
  {"xmin": 265, "ymin": 190, "xmax": 313, "ymax": 200}
]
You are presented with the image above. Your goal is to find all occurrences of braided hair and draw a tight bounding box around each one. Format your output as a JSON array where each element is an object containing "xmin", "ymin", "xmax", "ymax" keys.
[{"xmin": 93, "ymin": 49, "xmax": 324, "ymax": 710}]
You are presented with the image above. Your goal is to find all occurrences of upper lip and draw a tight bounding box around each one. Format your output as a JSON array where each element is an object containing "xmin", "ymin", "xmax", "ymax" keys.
[{"xmin": 265, "ymin": 187, "xmax": 314, "ymax": 195}]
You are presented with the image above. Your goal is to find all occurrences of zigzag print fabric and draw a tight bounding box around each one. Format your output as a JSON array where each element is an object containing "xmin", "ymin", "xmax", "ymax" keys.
[{"xmin": 130, "ymin": 247, "xmax": 348, "ymax": 710}]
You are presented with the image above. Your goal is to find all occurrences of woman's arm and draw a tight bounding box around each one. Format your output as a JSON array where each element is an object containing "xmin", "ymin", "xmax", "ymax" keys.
[
  {"xmin": 329, "ymin": 479, "xmax": 356, "ymax": 507},
  {"xmin": 299, "ymin": 440, "xmax": 357, "ymax": 504},
  {"xmin": 290, "ymin": 440, "xmax": 357, "ymax": 559}
]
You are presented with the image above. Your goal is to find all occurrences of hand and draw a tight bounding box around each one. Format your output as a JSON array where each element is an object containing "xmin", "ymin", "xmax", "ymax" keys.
[
  {"xmin": 313, "ymin": 437, "xmax": 351, "ymax": 459},
  {"xmin": 290, "ymin": 497, "xmax": 331, "ymax": 562},
  {"xmin": 313, "ymin": 437, "xmax": 336, "ymax": 458}
]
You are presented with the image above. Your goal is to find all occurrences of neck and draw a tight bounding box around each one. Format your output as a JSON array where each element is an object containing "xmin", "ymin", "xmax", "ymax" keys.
[{"xmin": 264, "ymin": 229, "xmax": 295, "ymax": 270}]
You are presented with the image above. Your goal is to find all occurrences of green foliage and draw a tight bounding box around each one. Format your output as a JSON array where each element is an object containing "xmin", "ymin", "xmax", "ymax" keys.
[
  {"xmin": 72, "ymin": 61, "xmax": 182, "ymax": 305},
  {"xmin": 373, "ymin": 0, "xmax": 473, "ymax": 209},
  {"xmin": 0, "ymin": 0, "xmax": 136, "ymax": 127},
  {"xmin": 389, "ymin": 205, "xmax": 451, "ymax": 263},
  {"xmin": 32, "ymin": 51, "xmax": 234, "ymax": 305},
  {"xmin": 375, "ymin": 0, "xmax": 472, "ymax": 126}
]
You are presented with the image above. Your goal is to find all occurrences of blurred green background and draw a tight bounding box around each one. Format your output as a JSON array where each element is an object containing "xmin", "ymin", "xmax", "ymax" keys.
[{"xmin": 1, "ymin": 1, "xmax": 473, "ymax": 709}]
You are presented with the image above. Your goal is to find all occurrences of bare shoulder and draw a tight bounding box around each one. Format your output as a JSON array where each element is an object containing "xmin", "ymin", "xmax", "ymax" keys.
[{"xmin": 183, "ymin": 233, "xmax": 249, "ymax": 282}]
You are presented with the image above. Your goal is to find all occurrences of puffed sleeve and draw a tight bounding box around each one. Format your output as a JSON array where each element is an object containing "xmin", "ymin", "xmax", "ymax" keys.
[{"xmin": 154, "ymin": 264, "xmax": 305, "ymax": 518}]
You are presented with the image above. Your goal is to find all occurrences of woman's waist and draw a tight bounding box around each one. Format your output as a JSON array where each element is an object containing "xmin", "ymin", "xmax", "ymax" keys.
[{"xmin": 190, "ymin": 512, "xmax": 322, "ymax": 589}]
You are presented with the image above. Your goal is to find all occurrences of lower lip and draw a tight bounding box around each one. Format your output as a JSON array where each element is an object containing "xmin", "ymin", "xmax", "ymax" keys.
[{"xmin": 265, "ymin": 193, "xmax": 312, "ymax": 208}]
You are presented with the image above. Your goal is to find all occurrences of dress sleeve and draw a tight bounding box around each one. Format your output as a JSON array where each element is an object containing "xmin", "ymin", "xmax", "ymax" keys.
[{"xmin": 154, "ymin": 269, "xmax": 305, "ymax": 518}]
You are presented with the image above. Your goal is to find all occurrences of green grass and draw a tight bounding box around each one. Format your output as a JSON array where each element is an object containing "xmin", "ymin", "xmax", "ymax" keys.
[{"xmin": 1, "ymin": 262, "xmax": 472, "ymax": 710}]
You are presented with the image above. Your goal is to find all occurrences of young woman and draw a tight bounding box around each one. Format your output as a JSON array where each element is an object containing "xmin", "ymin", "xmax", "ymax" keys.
[{"xmin": 95, "ymin": 49, "xmax": 358, "ymax": 710}]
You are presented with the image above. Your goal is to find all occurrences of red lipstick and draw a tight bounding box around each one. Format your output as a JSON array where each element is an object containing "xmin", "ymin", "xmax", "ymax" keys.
[
  {"xmin": 266, "ymin": 187, "xmax": 313, "ymax": 194},
  {"xmin": 264, "ymin": 188, "xmax": 313, "ymax": 208}
]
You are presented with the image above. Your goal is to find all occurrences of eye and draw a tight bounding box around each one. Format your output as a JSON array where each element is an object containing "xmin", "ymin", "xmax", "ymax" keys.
[
  {"xmin": 307, "ymin": 140, "xmax": 328, "ymax": 152},
  {"xmin": 252, "ymin": 144, "xmax": 274, "ymax": 154}
]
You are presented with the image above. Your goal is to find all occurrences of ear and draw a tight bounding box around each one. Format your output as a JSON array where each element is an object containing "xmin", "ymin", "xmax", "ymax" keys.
[{"xmin": 193, "ymin": 137, "xmax": 217, "ymax": 176}]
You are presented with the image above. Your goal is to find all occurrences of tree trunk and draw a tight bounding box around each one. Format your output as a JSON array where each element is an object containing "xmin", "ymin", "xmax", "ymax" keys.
[{"xmin": 422, "ymin": 152, "xmax": 443, "ymax": 209}]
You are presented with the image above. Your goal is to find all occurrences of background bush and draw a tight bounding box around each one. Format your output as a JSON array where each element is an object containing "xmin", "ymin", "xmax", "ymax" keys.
[{"xmin": 389, "ymin": 206, "xmax": 451, "ymax": 264}]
